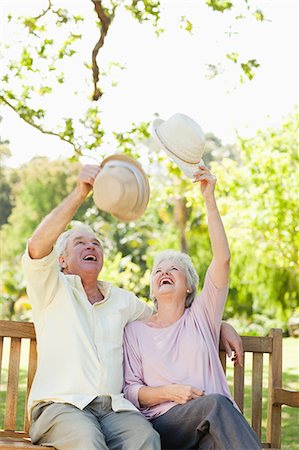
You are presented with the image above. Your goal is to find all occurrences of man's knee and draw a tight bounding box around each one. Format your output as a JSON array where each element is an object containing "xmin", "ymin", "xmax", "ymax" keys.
[
  {"xmin": 68, "ymin": 427, "xmax": 107, "ymax": 450},
  {"xmin": 30, "ymin": 402, "xmax": 107, "ymax": 450},
  {"xmin": 133, "ymin": 421, "xmax": 161, "ymax": 449},
  {"xmin": 37, "ymin": 427, "xmax": 107, "ymax": 450},
  {"xmin": 141, "ymin": 426, "xmax": 160, "ymax": 448}
]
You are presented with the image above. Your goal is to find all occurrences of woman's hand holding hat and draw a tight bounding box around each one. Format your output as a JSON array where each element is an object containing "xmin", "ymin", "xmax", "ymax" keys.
[
  {"xmin": 151, "ymin": 113, "xmax": 206, "ymax": 178},
  {"xmin": 193, "ymin": 165, "xmax": 217, "ymax": 201}
]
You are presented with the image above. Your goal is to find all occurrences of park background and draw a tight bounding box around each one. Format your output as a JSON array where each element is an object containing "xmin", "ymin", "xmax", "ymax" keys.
[{"xmin": 0, "ymin": 0, "xmax": 298, "ymax": 448}]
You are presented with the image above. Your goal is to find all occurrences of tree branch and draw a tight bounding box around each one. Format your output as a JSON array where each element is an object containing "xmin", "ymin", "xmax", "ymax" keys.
[
  {"xmin": 33, "ymin": 0, "xmax": 52, "ymax": 21},
  {"xmin": 91, "ymin": 0, "xmax": 116, "ymax": 100},
  {"xmin": 0, "ymin": 95, "xmax": 81, "ymax": 156}
]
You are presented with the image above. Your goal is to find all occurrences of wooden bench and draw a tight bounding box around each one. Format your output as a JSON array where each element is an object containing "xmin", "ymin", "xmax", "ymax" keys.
[{"xmin": 0, "ymin": 321, "xmax": 298, "ymax": 449}]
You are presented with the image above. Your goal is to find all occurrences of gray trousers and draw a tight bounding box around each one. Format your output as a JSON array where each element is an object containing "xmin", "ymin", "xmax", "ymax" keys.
[
  {"xmin": 151, "ymin": 394, "xmax": 261, "ymax": 450},
  {"xmin": 30, "ymin": 396, "xmax": 160, "ymax": 450}
]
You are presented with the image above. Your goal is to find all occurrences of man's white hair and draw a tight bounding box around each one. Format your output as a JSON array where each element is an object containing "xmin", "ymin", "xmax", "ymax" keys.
[
  {"xmin": 55, "ymin": 223, "xmax": 101, "ymax": 258},
  {"xmin": 150, "ymin": 250, "xmax": 199, "ymax": 309}
]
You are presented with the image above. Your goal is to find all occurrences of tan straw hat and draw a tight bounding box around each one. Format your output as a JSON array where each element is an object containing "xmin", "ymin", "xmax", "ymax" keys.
[
  {"xmin": 93, "ymin": 154, "xmax": 150, "ymax": 222},
  {"xmin": 151, "ymin": 113, "xmax": 206, "ymax": 178}
]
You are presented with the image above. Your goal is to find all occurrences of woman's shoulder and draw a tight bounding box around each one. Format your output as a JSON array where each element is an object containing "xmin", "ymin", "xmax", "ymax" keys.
[{"xmin": 125, "ymin": 317, "xmax": 149, "ymax": 334}]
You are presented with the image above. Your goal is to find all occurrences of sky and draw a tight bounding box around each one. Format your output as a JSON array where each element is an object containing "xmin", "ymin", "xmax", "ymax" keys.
[{"xmin": 1, "ymin": 0, "xmax": 298, "ymax": 167}]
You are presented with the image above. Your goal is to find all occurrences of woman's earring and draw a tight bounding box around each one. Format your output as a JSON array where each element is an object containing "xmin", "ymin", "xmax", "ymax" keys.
[{"xmin": 187, "ymin": 289, "xmax": 191, "ymax": 293}]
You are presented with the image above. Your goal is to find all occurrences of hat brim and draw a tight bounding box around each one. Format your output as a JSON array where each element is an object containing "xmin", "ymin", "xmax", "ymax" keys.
[
  {"xmin": 100, "ymin": 154, "xmax": 150, "ymax": 222},
  {"xmin": 152, "ymin": 119, "xmax": 204, "ymax": 178}
]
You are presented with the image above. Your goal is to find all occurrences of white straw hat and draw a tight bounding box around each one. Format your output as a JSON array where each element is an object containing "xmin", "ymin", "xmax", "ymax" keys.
[
  {"xmin": 151, "ymin": 113, "xmax": 206, "ymax": 178},
  {"xmin": 93, "ymin": 154, "xmax": 150, "ymax": 222}
]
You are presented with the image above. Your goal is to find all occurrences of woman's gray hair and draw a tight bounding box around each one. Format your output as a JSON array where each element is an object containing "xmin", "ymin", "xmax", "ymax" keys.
[
  {"xmin": 55, "ymin": 223, "xmax": 100, "ymax": 259},
  {"xmin": 150, "ymin": 250, "xmax": 199, "ymax": 309}
]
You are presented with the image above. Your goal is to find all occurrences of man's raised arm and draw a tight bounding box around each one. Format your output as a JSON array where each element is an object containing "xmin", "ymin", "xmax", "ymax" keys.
[{"xmin": 28, "ymin": 165, "xmax": 101, "ymax": 259}]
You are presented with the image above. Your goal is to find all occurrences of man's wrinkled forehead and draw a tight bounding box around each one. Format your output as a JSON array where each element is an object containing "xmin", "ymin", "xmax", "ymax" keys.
[{"xmin": 68, "ymin": 230, "xmax": 103, "ymax": 248}]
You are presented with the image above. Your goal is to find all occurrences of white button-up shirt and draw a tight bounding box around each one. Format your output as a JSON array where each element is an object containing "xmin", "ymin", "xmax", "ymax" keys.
[{"xmin": 22, "ymin": 248, "xmax": 152, "ymax": 418}]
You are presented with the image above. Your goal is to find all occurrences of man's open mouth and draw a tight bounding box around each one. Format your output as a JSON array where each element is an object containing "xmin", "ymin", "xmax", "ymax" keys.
[{"xmin": 83, "ymin": 255, "xmax": 97, "ymax": 261}]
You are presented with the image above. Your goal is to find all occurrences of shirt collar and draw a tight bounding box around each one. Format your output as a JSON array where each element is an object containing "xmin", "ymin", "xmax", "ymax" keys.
[
  {"xmin": 96, "ymin": 280, "xmax": 112, "ymax": 304},
  {"xmin": 72, "ymin": 275, "xmax": 112, "ymax": 305}
]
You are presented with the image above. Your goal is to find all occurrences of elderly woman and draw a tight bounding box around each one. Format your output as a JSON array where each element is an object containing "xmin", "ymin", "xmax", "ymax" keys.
[{"xmin": 123, "ymin": 165, "xmax": 261, "ymax": 450}]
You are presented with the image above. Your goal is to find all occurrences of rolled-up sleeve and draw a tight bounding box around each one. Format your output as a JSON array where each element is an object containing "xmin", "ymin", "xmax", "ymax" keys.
[
  {"xmin": 22, "ymin": 245, "xmax": 60, "ymax": 311},
  {"xmin": 128, "ymin": 296, "xmax": 153, "ymax": 323},
  {"xmin": 123, "ymin": 324, "xmax": 145, "ymax": 409}
]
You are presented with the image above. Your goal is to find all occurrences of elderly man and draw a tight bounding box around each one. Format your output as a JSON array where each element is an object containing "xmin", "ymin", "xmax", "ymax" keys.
[{"xmin": 22, "ymin": 164, "xmax": 242, "ymax": 450}]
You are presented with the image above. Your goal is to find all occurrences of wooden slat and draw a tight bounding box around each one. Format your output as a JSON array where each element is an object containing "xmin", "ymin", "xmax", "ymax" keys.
[
  {"xmin": 0, "ymin": 336, "xmax": 3, "ymax": 386},
  {"xmin": 273, "ymin": 387, "xmax": 299, "ymax": 408},
  {"xmin": 0, "ymin": 322, "xmax": 35, "ymax": 340},
  {"xmin": 266, "ymin": 329, "xmax": 282, "ymax": 449},
  {"xmin": 0, "ymin": 433, "xmax": 28, "ymax": 439},
  {"xmin": 233, "ymin": 353, "xmax": 245, "ymax": 413},
  {"xmin": 251, "ymin": 352, "xmax": 263, "ymax": 439},
  {"xmin": 219, "ymin": 350, "xmax": 226, "ymax": 374},
  {"xmin": 4, "ymin": 338, "xmax": 21, "ymax": 431},
  {"xmin": 24, "ymin": 340, "xmax": 37, "ymax": 433},
  {"xmin": 0, "ymin": 436, "xmax": 53, "ymax": 449},
  {"xmin": 220, "ymin": 335, "xmax": 273, "ymax": 353}
]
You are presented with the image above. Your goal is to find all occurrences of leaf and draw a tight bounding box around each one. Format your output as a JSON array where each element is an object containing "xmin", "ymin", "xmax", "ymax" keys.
[
  {"xmin": 226, "ymin": 52, "xmax": 239, "ymax": 63},
  {"xmin": 206, "ymin": 0, "xmax": 233, "ymax": 13},
  {"xmin": 253, "ymin": 9, "xmax": 265, "ymax": 22},
  {"xmin": 20, "ymin": 48, "xmax": 33, "ymax": 70},
  {"xmin": 37, "ymin": 86, "xmax": 53, "ymax": 96},
  {"xmin": 241, "ymin": 59, "xmax": 260, "ymax": 80},
  {"xmin": 180, "ymin": 16, "xmax": 193, "ymax": 33}
]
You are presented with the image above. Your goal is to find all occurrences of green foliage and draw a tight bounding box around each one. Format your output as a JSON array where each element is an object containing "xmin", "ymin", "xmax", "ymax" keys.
[
  {"xmin": 0, "ymin": 266, "xmax": 27, "ymax": 320},
  {"xmin": 216, "ymin": 111, "xmax": 299, "ymax": 323},
  {"xmin": 205, "ymin": 0, "xmax": 233, "ymax": 13},
  {"xmin": 125, "ymin": 0, "xmax": 160, "ymax": 24},
  {"xmin": 0, "ymin": 141, "xmax": 13, "ymax": 227},
  {"xmin": 0, "ymin": 157, "xmax": 88, "ymax": 260},
  {"xmin": 252, "ymin": 9, "xmax": 265, "ymax": 22},
  {"xmin": 0, "ymin": 2, "xmax": 291, "ymax": 324},
  {"xmin": 226, "ymin": 52, "xmax": 260, "ymax": 81},
  {"xmin": 240, "ymin": 59, "xmax": 260, "ymax": 82},
  {"xmin": 180, "ymin": 16, "xmax": 193, "ymax": 33},
  {"xmin": 1, "ymin": 111, "xmax": 298, "ymax": 327},
  {"xmin": 0, "ymin": 172, "xmax": 13, "ymax": 227}
]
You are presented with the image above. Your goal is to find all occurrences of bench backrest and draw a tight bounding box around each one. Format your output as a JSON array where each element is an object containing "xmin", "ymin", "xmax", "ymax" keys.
[
  {"xmin": 0, "ymin": 321, "xmax": 296, "ymax": 449},
  {"xmin": 219, "ymin": 328, "xmax": 283, "ymax": 448},
  {"xmin": 0, "ymin": 321, "xmax": 36, "ymax": 439}
]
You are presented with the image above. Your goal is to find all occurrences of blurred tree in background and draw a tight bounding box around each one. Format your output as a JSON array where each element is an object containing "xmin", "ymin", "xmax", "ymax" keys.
[
  {"xmin": 0, "ymin": 157, "xmax": 87, "ymax": 318},
  {"xmin": 214, "ymin": 112, "xmax": 299, "ymax": 332},
  {"xmin": 0, "ymin": 128, "xmax": 13, "ymax": 226},
  {"xmin": 1, "ymin": 111, "xmax": 298, "ymax": 333}
]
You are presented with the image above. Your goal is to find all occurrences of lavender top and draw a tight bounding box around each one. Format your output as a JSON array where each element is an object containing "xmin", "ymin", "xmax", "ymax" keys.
[{"xmin": 123, "ymin": 269, "xmax": 235, "ymax": 420}]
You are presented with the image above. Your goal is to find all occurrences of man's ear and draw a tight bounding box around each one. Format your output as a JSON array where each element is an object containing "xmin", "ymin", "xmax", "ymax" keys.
[{"xmin": 59, "ymin": 255, "xmax": 67, "ymax": 269}]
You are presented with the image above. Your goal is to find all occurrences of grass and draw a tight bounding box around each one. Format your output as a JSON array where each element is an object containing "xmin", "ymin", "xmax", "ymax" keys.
[{"xmin": 0, "ymin": 337, "xmax": 298, "ymax": 448}]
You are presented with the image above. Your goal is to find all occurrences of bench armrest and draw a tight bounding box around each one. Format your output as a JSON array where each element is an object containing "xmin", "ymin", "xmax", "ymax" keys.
[{"xmin": 273, "ymin": 388, "xmax": 299, "ymax": 408}]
